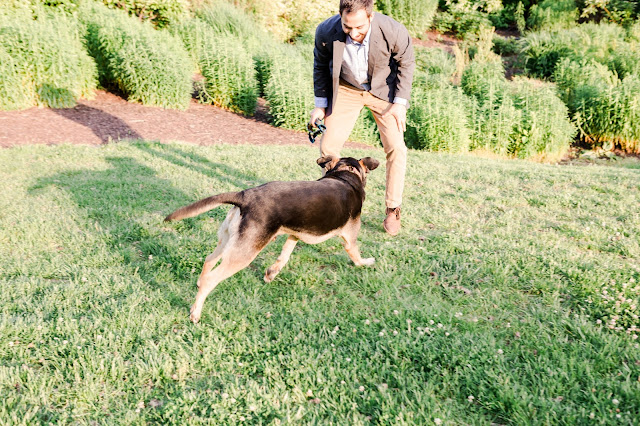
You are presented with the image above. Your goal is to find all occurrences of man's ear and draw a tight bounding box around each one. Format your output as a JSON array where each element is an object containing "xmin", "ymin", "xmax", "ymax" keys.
[
  {"xmin": 317, "ymin": 155, "xmax": 339, "ymax": 171},
  {"xmin": 359, "ymin": 157, "xmax": 379, "ymax": 172}
]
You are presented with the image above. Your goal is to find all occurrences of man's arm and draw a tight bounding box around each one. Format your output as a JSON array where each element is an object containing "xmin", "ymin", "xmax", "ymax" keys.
[
  {"xmin": 391, "ymin": 24, "xmax": 415, "ymax": 104},
  {"xmin": 313, "ymin": 23, "xmax": 332, "ymax": 101}
]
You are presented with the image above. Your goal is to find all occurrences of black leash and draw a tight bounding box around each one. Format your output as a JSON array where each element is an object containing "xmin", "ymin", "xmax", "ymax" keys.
[{"xmin": 307, "ymin": 119, "xmax": 326, "ymax": 144}]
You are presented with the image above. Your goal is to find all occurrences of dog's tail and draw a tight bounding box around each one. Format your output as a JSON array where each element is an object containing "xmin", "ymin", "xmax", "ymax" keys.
[{"xmin": 164, "ymin": 192, "xmax": 243, "ymax": 222}]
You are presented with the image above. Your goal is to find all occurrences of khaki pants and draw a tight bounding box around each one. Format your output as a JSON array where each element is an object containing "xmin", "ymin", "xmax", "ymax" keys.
[{"xmin": 320, "ymin": 82, "xmax": 407, "ymax": 209}]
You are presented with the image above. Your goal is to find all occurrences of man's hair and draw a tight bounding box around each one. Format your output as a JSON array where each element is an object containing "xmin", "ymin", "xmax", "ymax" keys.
[{"xmin": 339, "ymin": 0, "xmax": 374, "ymax": 16}]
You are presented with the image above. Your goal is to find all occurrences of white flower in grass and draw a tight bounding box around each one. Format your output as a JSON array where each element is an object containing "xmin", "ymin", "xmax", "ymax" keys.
[
  {"xmin": 616, "ymin": 414, "xmax": 621, "ymax": 419},
  {"xmin": 437, "ymin": 323, "xmax": 443, "ymax": 328},
  {"xmin": 497, "ymin": 349, "xmax": 503, "ymax": 355},
  {"xmin": 468, "ymin": 395, "xmax": 474, "ymax": 402},
  {"xmin": 393, "ymin": 310, "xmax": 399, "ymax": 315},
  {"xmin": 589, "ymin": 413, "xmax": 595, "ymax": 419},
  {"xmin": 358, "ymin": 386, "xmax": 365, "ymax": 392},
  {"xmin": 239, "ymin": 416, "xmax": 245, "ymax": 421},
  {"xmin": 148, "ymin": 255, "xmax": 153, "ymax": 260},
  {"xmin": 434, "ymin": 418, "xmax": 442, "ymax": 425},
  {"xmin": 364, "ymin": 319, "xmax": 370, "ymax": 325},
  {"xmin": 429, "ymin": 320, "xmax": 435, "ymax": 325},
  {"xmin": 81, "ymin": 277, "xmax": 87, "ymax": 282},
  {"xmin": 63, "ymin": 340, "xmax": 68, "ymax": 345},
  {"xmin": 393, "ymin": 330, "xmax": 398, "ymax": 336},
  {"xmin": 229, "ymin": 398, "xmax": 236, "ymax": 404},
  {"xmin": 612, "ymin": 398, "xmax": 619, "ymax": 405},
  {"xmin": 379, "ymin": 331, "xmax": 385, "ymax": 336},
  {"xmin": 222, "ymin": 393, "xmax": 229, "ymax": 399},
  {"xmin": 341, "ymin": 380, "xmax": 346, "ymax": 384},
  {"xmin": 306, "ymin": 390, "xmax": 313, "ymax": 397},
  {"xmin": 445, "ymin": 332, "xmax": 450, "ymax": 337},
  {"xmin": 346, "ymin": 357, "xmax": 351, "ymax": 362},
  {"xmin": 455, "ymin": 312, "xmax": 463, "ymax": 318},
  {"xmin": 352, "ymin": 328, "xmax": 357, "ymax": 333}
]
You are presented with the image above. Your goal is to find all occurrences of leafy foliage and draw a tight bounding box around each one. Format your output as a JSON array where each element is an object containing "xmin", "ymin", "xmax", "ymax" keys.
[
  {"xmin": 83, "ymin": 2, "xmax": 192, "ymax": 110},
  {"xmin": 0, "ymin": 8, "xmax": 97, "ymax": 110},
  {"xmin": 375, "ymin": 0, "xmax": 439, "ymax": 37},
  {"xmin": 176, "ymin": 18, "xmax": 258, "ymax": 116}
]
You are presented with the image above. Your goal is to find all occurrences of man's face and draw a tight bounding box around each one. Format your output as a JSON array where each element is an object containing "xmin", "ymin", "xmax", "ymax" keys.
[{"xmin": 340, "ymin": 9, "xmax": 371, "ymax": 44}]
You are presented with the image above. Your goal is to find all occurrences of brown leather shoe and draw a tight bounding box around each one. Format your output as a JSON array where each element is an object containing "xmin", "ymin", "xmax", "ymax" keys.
[{"xmin": 383, "ymin": 206, "xmax": 401, "ymax": 236}]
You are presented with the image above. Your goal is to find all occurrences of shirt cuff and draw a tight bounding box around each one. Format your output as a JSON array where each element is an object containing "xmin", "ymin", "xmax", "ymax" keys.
[
  {"xmin": 393, "ymin": 97, "xmax": 408, "ymax": 107},
  {"xmin": 314, "ymin": 97, "xmax": 328, "ymax": 108}
]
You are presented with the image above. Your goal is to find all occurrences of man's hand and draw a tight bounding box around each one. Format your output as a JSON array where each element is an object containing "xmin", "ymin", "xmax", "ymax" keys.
[
  {"xmin": 309, "ymin": 107, "xmax": 326, "ymax": 128},
  {"xmin": 382, "ymin": 103, "xmax": 407, "ymax": 133}
]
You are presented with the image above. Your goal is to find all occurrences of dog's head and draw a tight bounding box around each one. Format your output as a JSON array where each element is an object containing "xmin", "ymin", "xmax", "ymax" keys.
[{"xmin": 317, "ymin": 155, "xmax": 379, "ymax": 185}]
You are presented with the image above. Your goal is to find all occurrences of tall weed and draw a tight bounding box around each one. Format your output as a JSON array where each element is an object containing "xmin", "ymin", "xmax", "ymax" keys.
[{"xmin": 375, "ymin": 0, "xmax": 438, "ymax": 37}]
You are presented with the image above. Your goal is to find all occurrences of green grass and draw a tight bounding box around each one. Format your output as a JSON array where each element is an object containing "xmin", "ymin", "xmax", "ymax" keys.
[{"xmin": 1, "ymin": 142, "xmax": 639, "ymax": 424}]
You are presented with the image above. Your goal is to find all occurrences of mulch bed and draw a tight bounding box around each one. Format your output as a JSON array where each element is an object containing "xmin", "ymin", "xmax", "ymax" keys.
[{"xmin": 0, "ymin": 90, "xmax": 372, "ymax": 150}]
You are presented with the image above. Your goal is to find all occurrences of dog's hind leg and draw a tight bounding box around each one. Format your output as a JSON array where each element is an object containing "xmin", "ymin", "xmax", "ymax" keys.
[
  {"xmin": 196, "ymin": 207, "xmax": 238, "ymax": 288},
  {"xmin": 190, "ymin": 250, "xmax": 259, "ymax": 323},
  {"xmin": 340, "ymin": 220, "xmax": 375, "ymax": 267},
  {"xmin": 264, "ymin": 235, "xmax": 299, "ymax": 283}
]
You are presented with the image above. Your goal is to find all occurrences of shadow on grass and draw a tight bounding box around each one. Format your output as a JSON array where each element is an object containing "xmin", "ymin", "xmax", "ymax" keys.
[{"xmin": 28, "ymin": 148, "xmax": 263, "ymax": 312}]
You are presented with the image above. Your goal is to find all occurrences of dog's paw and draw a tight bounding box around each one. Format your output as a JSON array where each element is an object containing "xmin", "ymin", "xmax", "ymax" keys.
[
  {"xmin": 264, "ymin": 267, "xmax": 279, "ymax": 283},
  {"xmin": 360, "ymin": 257, "xmax": 375, "ymax": 266},
  {"xmin": 189, "ymin": 305, "xmax": 201, "ymax": 324}
]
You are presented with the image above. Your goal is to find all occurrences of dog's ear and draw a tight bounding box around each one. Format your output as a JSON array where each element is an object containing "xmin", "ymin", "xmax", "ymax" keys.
[
  {"xmin": 317, "ymin": 155, "xmax": 339, "ymax": 171},
  {"xmin": 359, "ymin": 157, "xmax": 380, "ymax": 172}
]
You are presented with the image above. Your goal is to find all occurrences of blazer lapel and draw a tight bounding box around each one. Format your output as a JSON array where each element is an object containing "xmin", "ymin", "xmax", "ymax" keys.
[{"xmin": 367, "ymin": 14, "xmax": 381, "ymax": 78}]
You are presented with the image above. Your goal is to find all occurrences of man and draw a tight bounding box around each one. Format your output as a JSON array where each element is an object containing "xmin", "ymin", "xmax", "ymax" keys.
[{"xmin": 309, "ymin": 0, "xmax": 415, "ymax": 236}]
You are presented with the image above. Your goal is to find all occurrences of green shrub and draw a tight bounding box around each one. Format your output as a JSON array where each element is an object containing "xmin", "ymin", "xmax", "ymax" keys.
[
  {"xmin": 527, "ymin": 0, "xmax": 578, "ymax": 31},
  {"xmin": 521, "ymin": 22, "xmax": 628, "ymax": 78},
  {"xmin": 175, "ymin": 19, "xmax": 257, "ymax": 116},
  {"xmin": 375, "ymin": 0, "xmax": 438, "ymax": 37},
  {"xmin": 468, "ymin": 88, "xmax": 521, "ymax": 156},
  {"xmin": 264, "ymin": 46, "xmax": 314, "ymax": 131},
  {"xmin": 433, "ymin": 0, "xmax": 501, "ymax": 39},
  {"xmin": 461, "ymin": 60, "xmax": 508, "ymax": 105},
  {"xmin": 555, "ymin": 58, "xmax": 640, "ymax": 153},
  {"xmin": 195, "ymin": 2, "xmax": 276, "ymax": 55},
  {"xmin": 406, "ymin": 79, "xmax": 472, "ymax": 153},
  {"xmin": 508, "ymin": 77, "xmax": 576, "ymax": 160},
  {"xmin": 83, "ymin": 3, "xmax": 192, "ymax": 110},
  {"xmin": 0, "ymin": 10, "xmax": 97, "ymax": 110},
  {"xmin": 100, "ymin": 0, "xmax": 189, "ymax": 28},
  {"xmin": 414, "ymin": 46, "xmax": 456, "ymax": 83}
]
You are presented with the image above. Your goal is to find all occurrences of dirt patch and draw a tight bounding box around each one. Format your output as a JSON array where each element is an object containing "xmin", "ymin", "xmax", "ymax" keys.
[{"xmin": 0, "ymin": 90, "xmax": 372, "ymax": 150}]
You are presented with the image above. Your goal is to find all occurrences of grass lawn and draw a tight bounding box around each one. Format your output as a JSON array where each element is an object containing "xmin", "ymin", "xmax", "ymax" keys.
[{"xmin": 1, "ymin": 141, "xmax": 639, "ymax": 424}]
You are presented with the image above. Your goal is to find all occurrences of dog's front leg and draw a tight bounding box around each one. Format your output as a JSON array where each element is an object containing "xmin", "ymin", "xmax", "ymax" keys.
[
  {"xmin": 264, "ymin": 236, "xmax": 299, "ymax": 282},
  {"xmin": 343, "ymin": 239, "xmax": 375, "ymax": 266}
]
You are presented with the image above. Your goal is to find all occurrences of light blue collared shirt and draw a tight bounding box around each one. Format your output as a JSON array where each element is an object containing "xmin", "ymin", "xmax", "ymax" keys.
[{"xmin": 314, "ymin": 24, "xmax": 407, "ymax": 109}]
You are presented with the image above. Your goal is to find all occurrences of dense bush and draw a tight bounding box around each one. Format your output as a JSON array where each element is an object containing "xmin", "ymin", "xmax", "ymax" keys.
[
  {"xmin": 527, "ymin": 0, "xmax": 578, "ymax": 31},
  {"xmin": 508, "ymin": 77, "xmax": 576, "ymax": 159},
  {"xmin": 233, "ymin": 0, "xmax": 337, "ymax": 42},
  {"xmin": 83, "ymin": 2, "xmax": 192, "ymax": 110},
  {"xmin": 555, "ymin": 58, "xmax": 640, "ymax": 153},
  {"xmin": 375, "ymin": 0, "xmax": 438, "ymax": 37},
  {"xmin": 263, "ymin": 46, "xmax": 314, "ymax": 131},
  {"xmin": 176, "ymin": 19, "xmax": 257, "ymax": 116},
  {"xmin": 520, "ymin": 22, "xmax": 630, "ymax": 78},
  {"xmin": 0, "ymin": 9, "xmax": 97, "ymax": 110},
  {"xmin": 100, "ymin": 0, "xmax": 189, "ymax": 28},
  {"xmin": 406, "ymin": 78, "xmax": 472, "ymax": 153},
  {"xmin": 414, "ymin": 46, "xmax": 456, "ymax": 84}
]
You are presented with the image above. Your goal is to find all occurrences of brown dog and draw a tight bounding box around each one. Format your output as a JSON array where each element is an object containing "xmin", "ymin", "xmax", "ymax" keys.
[{"xmin": 165, "ymin": 155, "xmax": 379, "ymax": 323}]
